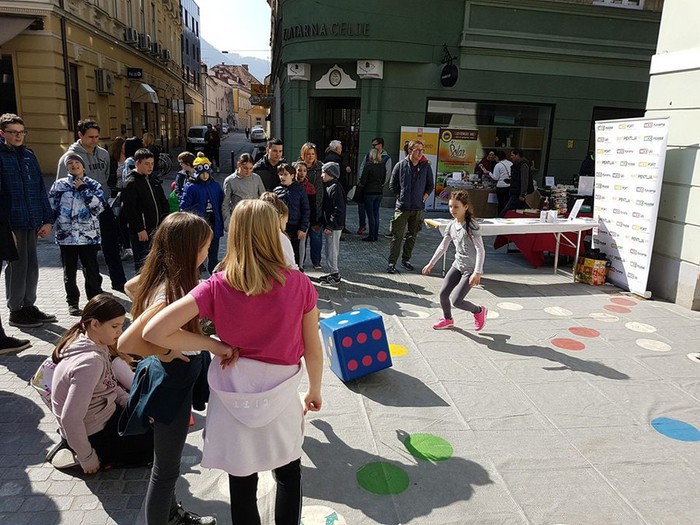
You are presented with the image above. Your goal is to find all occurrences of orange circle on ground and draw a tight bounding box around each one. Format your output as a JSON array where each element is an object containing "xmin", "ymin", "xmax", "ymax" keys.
[
  {"xmin": 610, "ymin": 297, "xmax": 637, "ymax": 307},
  {"xmin": 568, "ymin": 327, "xmax": 600, "ymax": 338},
  {"xmin": 604, "ymin": 305, "xmax": 631, "ymax": 314},
  {"xmin": 551, "ymin": 338, "xmax": 586, "ymax": 351}
]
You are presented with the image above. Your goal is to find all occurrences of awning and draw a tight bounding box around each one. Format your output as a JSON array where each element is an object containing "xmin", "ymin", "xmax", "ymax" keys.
[
  {"xmin": 0, "ymin": 16, "xmax": 34, "ymax": 46},
  {"xmin": 130, "ymin": 82, "xmax": 159, "ymax": 104}
]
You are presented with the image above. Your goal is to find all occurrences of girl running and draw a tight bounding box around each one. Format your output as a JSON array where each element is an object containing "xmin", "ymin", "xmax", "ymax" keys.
[{"xmin": 423, "ymin": 190, "xmax": 488, "ymax": 331}]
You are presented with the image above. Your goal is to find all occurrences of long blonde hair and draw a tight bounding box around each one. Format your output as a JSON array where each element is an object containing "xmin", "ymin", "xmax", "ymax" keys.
[{"xmin": 220, "ymin": 199, "xmax": 287, "ymax": 295}]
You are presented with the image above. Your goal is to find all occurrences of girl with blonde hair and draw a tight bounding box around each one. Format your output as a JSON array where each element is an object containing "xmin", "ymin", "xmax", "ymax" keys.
[{"xmin": 143, "ymin": 199, "xmax": 323, "ymax": 524}]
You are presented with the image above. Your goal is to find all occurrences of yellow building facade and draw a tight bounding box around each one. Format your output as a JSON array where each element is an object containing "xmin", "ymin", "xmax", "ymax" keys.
[{"xmin": 0, "ymin": 0, "xmax": 204, "ymax": 173}]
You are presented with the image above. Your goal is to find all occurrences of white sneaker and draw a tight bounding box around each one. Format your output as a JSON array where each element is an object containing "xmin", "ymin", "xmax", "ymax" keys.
[{"xmin": 51, "ymin": 448, "xmax": 80, "ymax": 469}]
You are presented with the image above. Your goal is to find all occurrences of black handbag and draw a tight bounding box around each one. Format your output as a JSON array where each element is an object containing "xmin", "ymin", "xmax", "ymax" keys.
[{"xmin": 351, "ymin": 184, "xmax": 365, "ymax": 204}]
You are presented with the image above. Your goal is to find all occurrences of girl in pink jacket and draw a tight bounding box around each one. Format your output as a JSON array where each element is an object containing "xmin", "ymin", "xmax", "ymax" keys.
[{"xmin": 49, "ymin": 294, "xmax": 152, "ymax": 473}]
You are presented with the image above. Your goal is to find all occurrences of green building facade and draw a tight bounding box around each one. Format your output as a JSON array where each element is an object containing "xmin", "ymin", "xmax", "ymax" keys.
[{"xmin": 269, "ymin": 0, "xmax": 661, "ymax": 184}]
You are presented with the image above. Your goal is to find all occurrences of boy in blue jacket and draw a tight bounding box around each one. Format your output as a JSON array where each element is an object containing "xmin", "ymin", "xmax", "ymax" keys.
[
  {"xmin": 274, "ymin": 163, "xmax": 309, "ymax": 269},
  {"xmin": 319, "ymin": 162, "xmax": 346, "ymax": 285},
  {"xmin": 180, "ymin": 153, "xmax": 224, "ymax": 274}
]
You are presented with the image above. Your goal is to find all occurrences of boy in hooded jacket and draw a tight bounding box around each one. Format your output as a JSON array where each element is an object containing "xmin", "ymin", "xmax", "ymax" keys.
[{"xmin": 319, "ymin": 162, "xmax": 346, "ymax": 285}]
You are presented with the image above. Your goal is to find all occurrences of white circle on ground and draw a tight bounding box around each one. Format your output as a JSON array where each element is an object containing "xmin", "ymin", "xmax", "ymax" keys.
[
  {"xmin": 636, "ymin": 339, "xmax": 671, "ymax": 352},
  {"xmin": 486, "ymin": 310, "xmax": 500, "ymax": 320},
  {"xmin": 352, "ymin": 304, "xmax": 381, "ymax": 313},
  {"xmin": 686, "ymin": 353, "xmax": 700, "ymax": 364},
  {"xmin": 218, "ymin": 470, "xmax": 275, "ymax": 499},
  {"xmin": 497, "ymin": 302, "xmax": 523, "ymax": 311},
  {"xmin": 301, "ymin": 505, "xmax": 347, "ymax": 525},
  {"xmin": 544, "ymin": 306, "xmax": 572, "ymax": 317},
  {"xmin": 589, "ymin": 312, "xmax": 619, "ymax": 323},
  {"xmin": 625, "ymin": 321, "xmax": 657, "ymax": 334}
]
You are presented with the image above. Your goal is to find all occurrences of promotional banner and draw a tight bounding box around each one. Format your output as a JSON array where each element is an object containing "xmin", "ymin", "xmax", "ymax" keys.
[
  {"xmin": 593, "ymin": 117, "xmax": 669, "ymax": 297},
  {"xmin": 398, "ymin": 127, "xmax": 440, "ymax": 210},
  {"xmin": 435, "ymin": 128, "xmax": 480, "ymax": 210}
]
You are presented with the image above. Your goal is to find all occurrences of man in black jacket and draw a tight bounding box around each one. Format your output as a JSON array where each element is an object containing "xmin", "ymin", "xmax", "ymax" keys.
[
  {"xmin": 121, "ymin": 149, "xmax": 168, "ymax": 271},
  {"xmin": 500, "ymin": 149, "xmax": 533, "ymax": 217},
  {"xmin": 253, "ymin": 138, "xmax": 285, "ymax": 191},
  {"xmin": 319, "ymin": 162, "xmax": 346, "ymax": 285}
]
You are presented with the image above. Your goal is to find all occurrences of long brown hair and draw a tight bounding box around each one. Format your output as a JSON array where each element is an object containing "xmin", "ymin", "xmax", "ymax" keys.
[
  {"xmin": 220, "ymin": 199, "xmax": 286, "ymax": 296},
  {"xmin": 449, "ymin": 189, "xmax": 479, "ymax": 237},
  {"xmin": 52, "ymin": 294, "xmax": 126, "ymax": 363},
  {"xmin": 131, "ymin": 212, "xmax": 212, "ymax": 334},
  {"xmin": 108, "ymin": 137, "xmax": 125, "ymax": 162}
]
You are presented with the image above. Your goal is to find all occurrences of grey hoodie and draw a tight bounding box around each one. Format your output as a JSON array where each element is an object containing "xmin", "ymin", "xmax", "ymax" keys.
[{"xmin": 56, "ymin": 141, "xmax": 111, "ymax": 188}]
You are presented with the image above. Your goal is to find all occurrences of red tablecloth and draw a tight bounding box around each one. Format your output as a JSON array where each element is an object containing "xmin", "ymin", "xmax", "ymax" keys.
[{"xmin": 493, "ymin": 211, "xmax": 592, "ymax": 268}]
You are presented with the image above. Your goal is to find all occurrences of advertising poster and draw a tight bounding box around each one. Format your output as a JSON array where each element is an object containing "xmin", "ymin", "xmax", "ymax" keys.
[
  {"xmin": 398, "ymin": 127, "xmax": 440, "ymax": 210},
  {"xmin": 593, "ymin": 117, "xmax": 669, "ymax": 297},
  {"xmin": 435, "ymin": 128, "xmax": 480, "ymax": 210}
]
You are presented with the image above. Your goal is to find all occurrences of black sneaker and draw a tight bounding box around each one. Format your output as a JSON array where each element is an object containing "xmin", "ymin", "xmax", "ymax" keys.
[
  {"xmin": 401, "ymin": 260, "xmax": 415, "ymax": 271},
  {"xmin": 169, "ymin": 503, "xmax": 216, "ymax": 525},
  {"xmin": 68, "ymin": 304, "xmax": 82, "ymax": 317},
  {"xmin": 0, "ymin": 336, "xmax": 32, "ymax": 354},
  {"xmin": 8, "ymin": 310, "xmax": 42, "ymax": 328},
  {"xmin": 387, "ymin": 263, "xmax": 397, "ymax": 274},
  {"xmin": 23, "ymin": 305, "xmax": 57, "ymax": 323},
  {"xmin": 320, "ymin": 274, "xmax": 341, "ymax": 285}
]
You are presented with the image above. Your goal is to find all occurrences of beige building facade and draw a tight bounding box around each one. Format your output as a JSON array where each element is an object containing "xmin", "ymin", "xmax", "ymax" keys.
[
  {"xmin": 208, "ymin": 63, "xmax": 267, "ymax": 132},
  {"xmin": 0, "ymin": 0, "xmax": 204, "ymax": 173}
]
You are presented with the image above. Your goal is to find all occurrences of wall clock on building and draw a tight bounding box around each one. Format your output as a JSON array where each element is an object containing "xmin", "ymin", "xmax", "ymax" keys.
[{"xmin": 329, "ymin": 69, "xmax": 342, "ymax": 86}]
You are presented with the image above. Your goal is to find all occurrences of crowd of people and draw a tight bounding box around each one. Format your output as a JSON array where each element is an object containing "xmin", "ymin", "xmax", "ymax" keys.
[{"xmin": 1, "ymin": 111, "xmax": 492, "ymax": 523}]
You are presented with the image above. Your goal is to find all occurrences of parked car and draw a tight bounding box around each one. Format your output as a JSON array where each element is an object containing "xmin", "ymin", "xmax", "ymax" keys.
[
  {"xmin": 221, "ymin": 123, "xmax": 229, "ymax": 134},
  {"xmin": 186, "ymin": 125, "xmax": 208, "ymax": 153},
  {"xmin": 250, "ymin": 126, "xmax": 266, "ymax": 143}
]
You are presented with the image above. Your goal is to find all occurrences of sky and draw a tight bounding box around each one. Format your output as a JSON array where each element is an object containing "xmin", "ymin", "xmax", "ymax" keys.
[{"xmin": 198, "ymin": 0, "xmax": 272, "ymax": 62}]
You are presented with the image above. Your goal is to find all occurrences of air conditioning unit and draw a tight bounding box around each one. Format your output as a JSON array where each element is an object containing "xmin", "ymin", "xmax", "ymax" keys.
[
  {"xmin": 160, "ymin": 49, "xmax": 172, "ymax": 63},
  {"xmin": 150, "ymin": 42, "xmax": 162, "ymax": 57},
  {"xmin": 95, "ymin": 68, "xmax": 114, "ymax": 95},
  {"xmin": 137, "ymin": 33, "xmax": 152, "ymax": 51},
  {"xmin": 124, "ymin": 27, "xmax": 138, "ymax": 45}
]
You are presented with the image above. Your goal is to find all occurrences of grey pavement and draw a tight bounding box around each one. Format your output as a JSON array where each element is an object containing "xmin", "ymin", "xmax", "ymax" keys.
[{"xmin": 1, "ymin": 182, "xmax": 699, "ymax": 524}]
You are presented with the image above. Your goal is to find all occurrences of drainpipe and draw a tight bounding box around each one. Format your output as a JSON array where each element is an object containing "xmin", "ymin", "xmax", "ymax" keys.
[{"xmin": 58, "ymin": 0, "xmax": 73, "ymax": 131}]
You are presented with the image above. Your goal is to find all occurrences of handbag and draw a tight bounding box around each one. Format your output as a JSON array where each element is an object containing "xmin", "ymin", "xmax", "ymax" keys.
[
  {"xmin": 30, "ymin": 357, "xmax": 57, "ymax": 408},
  {"xmin": 351, "ymin": 184, "xmax": 365, "ymax": 204},
  {"xmin": 110, "ymin": 192, "xmax": 123, "ymax": 218}
]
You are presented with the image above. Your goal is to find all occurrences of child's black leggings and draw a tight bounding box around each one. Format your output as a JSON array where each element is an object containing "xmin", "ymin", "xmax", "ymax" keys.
[
  {"xmin": 439, "ymin": 266, "xmax": 480, "ymax": 319},
  {"xmin": 228, "ymin": 458, "xmax": 302, "ymax": 525}
]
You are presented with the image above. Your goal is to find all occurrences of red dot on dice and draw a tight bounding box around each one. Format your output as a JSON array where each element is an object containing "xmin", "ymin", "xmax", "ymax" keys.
[
  {"xmin": 377, "ymin": 351, "xmax": 388, "ymax": 362},
  {"xmin": 357, "ymin": 332, "xmax": 367, "ymax": 344},
  {"xmin": 342, "ymin": 336, "xmax": 353, "ymax": 348},
  {"xmin": 372, "ymin": 329, "xmax": 382, "ymax": 340},
  {"xmin": 362, "ymin": 355, "xmax": 373, "ymax": 367},
  {"xmin": 347, "ymin": 360, "xmax": 358, "ymax": 371}
]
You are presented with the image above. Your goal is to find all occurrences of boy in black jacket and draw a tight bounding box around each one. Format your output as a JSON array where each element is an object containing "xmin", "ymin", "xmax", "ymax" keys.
[
  {"xmin": 320, "ymin": 162, "xmax": 346, "ymax": 285},
  {"xmin": 274, "ymin": 163, "xmax": 310, "ymax": 269},
  {"xmin": 121, "ymin": 149, "xmax": 168, "ymax": 272}
]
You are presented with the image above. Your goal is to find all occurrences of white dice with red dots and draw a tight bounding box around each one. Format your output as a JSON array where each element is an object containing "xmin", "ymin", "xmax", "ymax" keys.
[{"xmin": 319, "ymin": 309, "xmax": 392, "ymax": 382}]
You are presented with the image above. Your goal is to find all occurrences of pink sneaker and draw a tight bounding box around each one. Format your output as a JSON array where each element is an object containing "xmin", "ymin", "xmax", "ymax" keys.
[
  {"xmin": 473, "ymin": 306, "xmax": 487, "ymax": 331},
  {"xmin": 432, "ymin": 317, "xmax": 455, "ymax": 330}
]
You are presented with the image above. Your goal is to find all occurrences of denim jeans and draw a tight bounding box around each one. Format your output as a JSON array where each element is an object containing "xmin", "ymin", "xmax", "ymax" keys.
[
  {"xmin": 308, "ymin": 226, "xmax": 323, "ymax": 266},
  {"xmin": 363, "ymin": 194, "xmax": 382, "ymax": 240}
]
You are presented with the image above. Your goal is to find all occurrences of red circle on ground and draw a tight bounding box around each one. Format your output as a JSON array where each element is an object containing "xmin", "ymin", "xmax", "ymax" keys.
[
  {"xmin": 603, "ymin": 305, "xmax": 631, "ymax": 314},
  {"xmin": 342, "ymin": 336, "xmax": 353, "ymax": 348},
  {"xmin": 568, "ymin": 327, "xmax": 600, "ymax": 338},
  {"xmin": 377, "ymin": 351, "xmax": 388, "ymax": 362},
  {"xmin": 347, "ymin": 360, "xmax": 358, "ymax": 371},
  {"xmin": 357, "ymin": 332, "xmax": 367, "ymax": 344},
  {"xmin": 362, "ymin": 355, "xmax": 373, "ymax": 367},
  {"xmin": 551, "ymin": 338, "xmax": 586, "ymax": 351},
  {"xmin": 610, "ymin": 297, "xmax": 637, "ymax": 307},
  {"xmin": 372, "ymin": 329, "xmax": 382, "ymax": 340}
]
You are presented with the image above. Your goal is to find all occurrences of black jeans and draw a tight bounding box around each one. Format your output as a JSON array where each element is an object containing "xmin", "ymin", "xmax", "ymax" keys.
[
  {"xmin": 285, "ymin": 223, "xmax": 301, "ymax": 267},
  {"xmin": 500, "ymin": 194, "xmax": 527, "ymax": 217},
  {"xmin": 88, "ymin": 409, "xmax": 153, "ymax": 467},
  {"xmin": 98, "ymin": 208, "xmax": 127, "ymax": 288},
  {"xmin": 228, "ymin": 458, "xmax": 302, "ymax": 525},
  {"xmin": 207, "ymin": 235, "xmax": 221, "ymax": 274},
  {"xmin": 59, "ymin": 245, "xmax": 103, "ymax": 306},
  {"xmin": 129, "ymin": 234, "xmax": 152, "ymax": 273}
]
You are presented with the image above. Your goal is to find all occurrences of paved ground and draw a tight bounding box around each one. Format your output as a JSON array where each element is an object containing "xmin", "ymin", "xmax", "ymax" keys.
[{"xmin": 1, "ymin": 161, "xmax": 699, "ymax": 524}]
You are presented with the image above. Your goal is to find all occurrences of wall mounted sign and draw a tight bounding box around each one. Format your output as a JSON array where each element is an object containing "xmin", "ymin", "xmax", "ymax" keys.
[
  {"xmin": 440, "ymin": 64, "xmax": 458, "ymax": 87},
  {"xmin": 283, "ymin": 23, "xmax": 370, "ymax": 41},
  {"xmin": 127, "ymin": 68, "xmax": 143, "ymax": 79}
]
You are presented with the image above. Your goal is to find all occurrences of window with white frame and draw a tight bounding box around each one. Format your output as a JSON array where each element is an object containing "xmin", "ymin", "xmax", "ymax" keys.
[{"xmin": 593, "ymin": 0, "xmax": 644, "ymax": 9}]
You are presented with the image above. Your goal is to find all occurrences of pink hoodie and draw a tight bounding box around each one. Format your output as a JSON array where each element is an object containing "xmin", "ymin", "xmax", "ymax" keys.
[{"xmin": 51, "ymin": 335, "xmax": 129, "ymax": 466}]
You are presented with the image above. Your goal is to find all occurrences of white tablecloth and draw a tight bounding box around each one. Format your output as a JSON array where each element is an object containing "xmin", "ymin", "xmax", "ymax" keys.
[{"xmin": 425, "ymin": 217, "xmax": 597, "ymax": 237}]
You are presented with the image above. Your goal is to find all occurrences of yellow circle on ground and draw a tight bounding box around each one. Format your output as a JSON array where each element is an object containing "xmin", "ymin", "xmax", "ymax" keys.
[{"xmin": 389, "ymin": 344, "xmax": 408, "ymax": 357}]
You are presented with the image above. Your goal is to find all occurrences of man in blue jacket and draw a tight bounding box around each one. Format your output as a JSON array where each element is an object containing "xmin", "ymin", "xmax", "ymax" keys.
[
  {"xmin": 387, "ymin": 140, "xmax": 434, "ymax": 274},
  {"xmin": 0, "ymin": 113, "xmax": 57, "ymax": 328}
]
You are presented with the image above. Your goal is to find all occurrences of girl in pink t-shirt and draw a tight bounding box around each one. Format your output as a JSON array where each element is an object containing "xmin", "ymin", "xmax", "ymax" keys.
[{"xmin": 143, "ymin": 199, "xmax": 323, "ymax": 525}]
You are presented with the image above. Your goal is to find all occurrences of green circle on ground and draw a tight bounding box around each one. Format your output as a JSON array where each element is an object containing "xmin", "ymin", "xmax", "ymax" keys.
[
  {"xmin": 404, "ymin": 433, "xmax": 453, "ymax": 462},
  {"xmin": 356, "ymin": 462, "xmax": 409, "ymax": 495}
]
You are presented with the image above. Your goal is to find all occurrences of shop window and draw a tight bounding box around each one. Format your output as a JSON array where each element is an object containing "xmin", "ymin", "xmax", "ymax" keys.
[
  {"xmin": 593, "ymin": 0, "xmax": 644, "ymax": 9},
  {"xmin": 0, "ymin": 55, "xmax": 17, "ymax": 116},
  {"xmin": 427, "ymin": 99, "xmax": 552, "ymax": 174}
]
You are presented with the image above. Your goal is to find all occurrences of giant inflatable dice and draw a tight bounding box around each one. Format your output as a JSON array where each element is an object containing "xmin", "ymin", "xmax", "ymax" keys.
[{"xmin": 319, "ymin": 309, "xmax": 392, "ymax": 382}]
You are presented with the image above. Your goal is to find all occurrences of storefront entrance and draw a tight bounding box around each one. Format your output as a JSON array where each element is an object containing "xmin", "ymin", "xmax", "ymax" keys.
[{"xmin": 309, "ymin": 97, "xmax": 360, "ymax": 184}]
